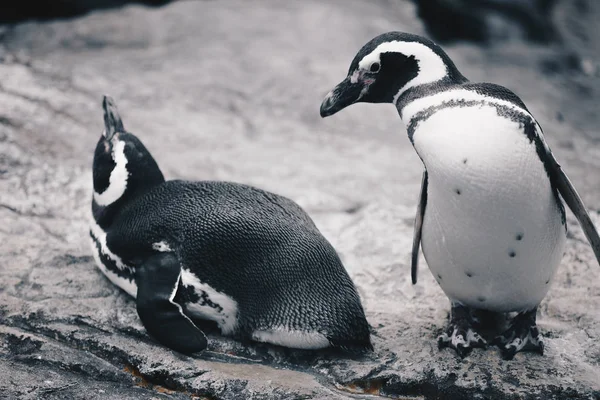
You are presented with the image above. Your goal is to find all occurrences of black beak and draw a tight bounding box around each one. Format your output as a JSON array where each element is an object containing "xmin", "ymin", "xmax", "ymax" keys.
[
  {"xmin": 320, "ymin": 77, "xmax": 364, "ymax": 118},
  {"xmin": 102, "ymin": 95, "xmax": 125, "ymax": 141}
]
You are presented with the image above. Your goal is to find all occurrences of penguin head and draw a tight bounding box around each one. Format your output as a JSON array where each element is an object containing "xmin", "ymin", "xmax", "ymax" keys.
[
  {"xmin": 320, "ymin": 31, "xmax": 466, "ymax": 117},
  {"xmin": 92, "ymin": 96, "xmax": 164, "ymax": 208}
]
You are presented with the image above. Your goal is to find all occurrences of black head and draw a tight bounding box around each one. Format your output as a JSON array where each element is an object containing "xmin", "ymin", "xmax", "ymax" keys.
[
  {"xmin": 92, "ymin": 96, "xmax": 164, "ymax": 212},
  {"xmin": 320, "ymin": 32, "xmax": 466, "ymax": 117}
]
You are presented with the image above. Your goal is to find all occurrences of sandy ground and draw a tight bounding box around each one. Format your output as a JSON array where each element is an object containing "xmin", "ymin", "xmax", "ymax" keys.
[{"xmin": 1, "ymin": 0, "xmax": 599, "ymax": 398}]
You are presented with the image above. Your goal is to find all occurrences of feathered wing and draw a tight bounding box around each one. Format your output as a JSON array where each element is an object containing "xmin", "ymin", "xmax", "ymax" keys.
[
  {"xmin": 136, "ymin": 252, "xmax": 208, "ymax": 354},
  {"xmin": 412, "ymin": 170, "xmax": 428, "ymax": 284},
  {"xmin": 545, "ymin": 150, "xmax": 600, "ymax": 265}
]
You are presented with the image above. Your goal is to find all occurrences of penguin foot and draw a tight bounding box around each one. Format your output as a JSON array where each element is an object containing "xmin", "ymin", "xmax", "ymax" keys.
[
  {"xmin": 438, "ymin": 304, "xmax": 487, "ymax": 358},
  {"xmin": 493, "ymin": 308, "xmax": 543, "ymax": 360},
  {"xmin": 438, "ymin": 326, "xmax": 487, "ymax": 358}
]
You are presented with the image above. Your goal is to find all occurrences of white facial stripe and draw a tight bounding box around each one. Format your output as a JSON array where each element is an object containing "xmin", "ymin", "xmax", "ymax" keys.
[
  {"xmin": 401, "ymin": 89, "xmax": 532, "ymax": 123},
  {"xmin": 180, "ymin": 269, "xmax": 239, "ymax": 335},
  {"xmin": 357, "ymin": 41, "xmax": 448, "ymax": 101},
  {"xmin": 252, "ymin": 328, "xmax": 330, "ymax": 350},
  {"xmin": 349, "ymin": 70, "xmax": 360, "ymax": 84},
  {"xmin": 94, "ymin": 138, "xmax": 129, "ymax": 206}
]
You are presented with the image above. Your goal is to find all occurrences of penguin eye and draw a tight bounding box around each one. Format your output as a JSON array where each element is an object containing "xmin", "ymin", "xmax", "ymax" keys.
[{"xmin": 369, "ymin": 62, "xmax": 381, "ymax": 73}]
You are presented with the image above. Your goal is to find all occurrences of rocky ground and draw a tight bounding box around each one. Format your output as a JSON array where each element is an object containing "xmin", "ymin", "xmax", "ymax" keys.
[{"xmin": 1, "ymin": 0, "xmax": 599, "ymax": 399}]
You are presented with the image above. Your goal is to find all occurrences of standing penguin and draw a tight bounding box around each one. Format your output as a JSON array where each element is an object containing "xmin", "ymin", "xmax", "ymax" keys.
[
  {"xmin": 320, "ymin": 32, "xmax": 600, "ymax": 359},
  {"xmin": 90, "ymin": 96, "xmax": 371, "ymax": 354}
]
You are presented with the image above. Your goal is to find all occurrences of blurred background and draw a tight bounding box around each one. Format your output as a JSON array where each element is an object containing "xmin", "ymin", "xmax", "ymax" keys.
[{"xmin": 1, "ymin": 0, "xmax": 599, "ymax": 399}]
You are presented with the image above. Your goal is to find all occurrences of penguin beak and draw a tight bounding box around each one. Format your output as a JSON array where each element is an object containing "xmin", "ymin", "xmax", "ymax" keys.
[
  {"xmin": 102, "ymin": 95, "xmax": 125, "ymax": 141},
  {"xmin": 320, "ymin": 77, "xmax": 365, "ymax": 118}
]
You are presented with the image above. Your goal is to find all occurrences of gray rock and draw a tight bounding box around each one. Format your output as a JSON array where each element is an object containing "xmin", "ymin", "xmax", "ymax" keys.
[{"xmin": 1, "ymin": 0, "xmax": 599, "ymax": 398}]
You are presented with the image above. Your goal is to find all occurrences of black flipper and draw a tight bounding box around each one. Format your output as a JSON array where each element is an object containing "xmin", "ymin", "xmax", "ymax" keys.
[
  {"xmin": 135, "ymin": 253, "xmax": 208, "ymax": 354},
  {"xmin": 546, "ymin": 151, "xmax": 600, "ymax": 265},
  {"xmin": 102, "ymin": 95, "xmax": 125, "ymax": 141},
  {"xmin": 411, "ymin": 170, "xmax": 428, "ymax": 284}
]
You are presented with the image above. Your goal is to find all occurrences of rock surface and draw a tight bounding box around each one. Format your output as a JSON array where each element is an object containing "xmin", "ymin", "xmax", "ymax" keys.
[{"xmin": 1, "ymin": 0, "xmax": 599, "ymax": 398}]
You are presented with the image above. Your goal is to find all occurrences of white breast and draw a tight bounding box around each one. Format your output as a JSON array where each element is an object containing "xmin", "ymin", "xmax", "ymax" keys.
[{"xmin": 412, "ymin": 105, "xmax": 566, "ymax": 312}]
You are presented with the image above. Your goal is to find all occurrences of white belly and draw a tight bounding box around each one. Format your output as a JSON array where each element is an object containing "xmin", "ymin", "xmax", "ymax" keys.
[
  {"xmin": 413, "ymin": 105, "xmax": 566, "ymax": 312},
  {"xmin": 90, "ymin": 238, "xmax": 138, "ymax": 298},
  {"xmin": 89, "ymin": 218, "xmax": 138, "ymax": 298}
]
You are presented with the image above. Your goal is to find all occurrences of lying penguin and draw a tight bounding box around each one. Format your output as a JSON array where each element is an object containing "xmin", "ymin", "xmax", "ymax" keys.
[
  {"xmin": 89, "ymin": 96, "xmax": 371, "ymax": 354},
  {"xmin": 320, "ymin": 31, "xmax": 600, "ymax": 359}
]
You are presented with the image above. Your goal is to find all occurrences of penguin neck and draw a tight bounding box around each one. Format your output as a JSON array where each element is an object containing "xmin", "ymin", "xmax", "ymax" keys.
[
  {"xmin": 92, "ymin": 200, "xmax": 121, "ymax": 229},
  {"xmin": 392, "ymin": 48, "xmax": 468, "ymax": 116},
  {"xmin": 92, "ymin": 144, "xmax": 165, "ymax": 228},
  {"xmin": 394, "ymin": 77, "xmax": 469, "ymax": 126}
]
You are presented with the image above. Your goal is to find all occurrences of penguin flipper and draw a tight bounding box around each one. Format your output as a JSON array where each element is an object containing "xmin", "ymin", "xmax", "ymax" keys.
[
  {"xmin": 411, "ymin": 170, "xmax": 428, "ymax": 284},
  {"xmin": 547, "ymin": 152, "xmax": 600, "ymax": 265},
  {"xmin": 135, "ymin": 253, "xmax": 208, "ymax": 354}
]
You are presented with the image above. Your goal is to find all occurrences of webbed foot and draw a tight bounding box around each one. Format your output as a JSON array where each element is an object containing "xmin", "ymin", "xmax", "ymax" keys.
[
  {"xmin": 493, "ymin": 307, "xmax": 543, "ymax": 360},
  {"xmin": 438, "ymin": 304, "xmax": 487, "ymax": 358}
]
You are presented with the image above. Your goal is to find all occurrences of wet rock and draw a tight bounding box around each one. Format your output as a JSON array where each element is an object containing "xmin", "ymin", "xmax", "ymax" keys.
[{"xmin": 1, "ymin": 0, "xmax": 599, "ymax": 398}]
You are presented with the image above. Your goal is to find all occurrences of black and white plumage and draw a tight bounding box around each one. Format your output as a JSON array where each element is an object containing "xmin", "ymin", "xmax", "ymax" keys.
[
  {"xmin": 90, "ymin": 96, "xmax": 372, "ymax": 354},
  {"xmin": 320, "ymin": 32, "xmax": 600, "ymax": 359}
]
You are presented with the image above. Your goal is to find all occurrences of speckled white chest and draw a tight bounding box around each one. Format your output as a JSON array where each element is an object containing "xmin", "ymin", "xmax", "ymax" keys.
[{"xmin": 411, "ymin": 104, "xmax": 566, "ymax": 312}]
